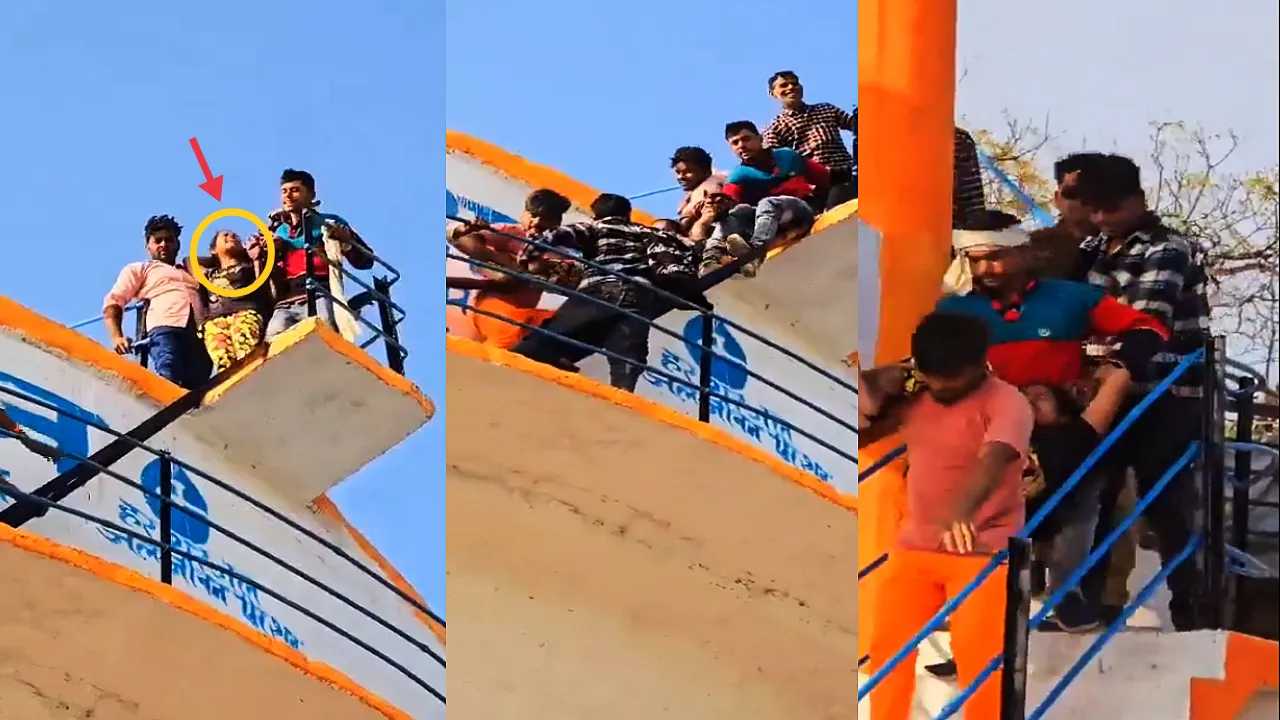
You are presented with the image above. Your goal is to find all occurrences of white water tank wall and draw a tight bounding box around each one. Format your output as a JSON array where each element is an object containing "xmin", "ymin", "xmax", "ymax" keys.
[{"xmin": 0, "ymin": 327, "xmax": 444, "ymax": 719}]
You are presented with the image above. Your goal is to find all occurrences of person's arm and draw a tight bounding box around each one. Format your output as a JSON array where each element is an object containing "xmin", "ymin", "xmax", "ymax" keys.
[
  {"xmin": 688, "ymin": 201, "xmax": 722, "ymax": 242},
  {"xmin": 858, "ymin": 363, "xmax": 914, "ymax": 447},
  {"xmin": 103, "ymin": 264, "xmax": 143, "ymax": 354},
  {"xmin": 0, "ymin": 408, "xmax": 60, "ymax": 461},
  {"xmin": 1080, "ymin": 362, "xmax": 1133, "ymax": 434},
  {"xmin": 721, "ymin": 181, "xmax": 745, "ymax": 204},
  {"xmin": 834, "ymin": 105, "xmax": 856, "ymax": 134},
  {"xmin": 325, "ymin": 220, "xmax": 374, "ymax": 270},
  {"xmin": 520, "ymin": 223, "xmax": 592, "ymax": 268},
  {"xmin": 1086, "ymin": 288, "xmax": 1170, "ymax": 379},
  {"xmin": 942, "ymin": 440, "xmax": 1024, "ymax": 553},
  {"xmin": 1125, "ymin": 241, "xmax": 1193, "ymax": 330},
  {"xmin": 802, "ymin": 157, "xmax": 832, "ymax": 198},
  {"xmin": 944, "ymin": 385, "xmax": 1033, "ymax": 553}
]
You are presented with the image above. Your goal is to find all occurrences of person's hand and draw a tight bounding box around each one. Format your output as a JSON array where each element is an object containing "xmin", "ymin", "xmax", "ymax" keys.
[
  {"xmin": 697, "ymin": 199, "xmax": 720, "ymax": 224},
  {"xmin": 111, "ymin": 334, "xmax": 132, "ymax": 355},
  {"xmin": 1094, "ymin": 361, "xmax": 1131, "ymax": 385},
  {"xmin": 246, "ymin": 233, "xmax": 267, "ymax": 261},
  {"xmin": 941, "ymin": 520, "xmax": 978, "ymax": 554},
  {"xmin": 327, "ymin": 222, "xmax": 355, "ymax": 244},
  {"xmin": 1022, "ymin": 452, "xmax": 1046, "ymax": 498}
]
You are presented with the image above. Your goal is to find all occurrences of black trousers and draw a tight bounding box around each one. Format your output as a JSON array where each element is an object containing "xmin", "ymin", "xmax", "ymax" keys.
[
  {"xmin": 510, "ymin": 282, "xmax": 654, "ymax": 392},
  {"xmin": 1082, "ymin": 393, "xmax": 1204, "ymax": 628}
]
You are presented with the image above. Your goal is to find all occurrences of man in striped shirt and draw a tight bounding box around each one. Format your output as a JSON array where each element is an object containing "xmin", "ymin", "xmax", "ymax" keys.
[
  {"xmin": 762, "ymin": 70, "xmax": 856, "ymax": 208},
  {"xmin": 511, "ymin": 193, "xmax": 695, "ymax": 391},
  {"xmin": 1075, "ymin": 153, "xmax": 1212, "ymax": 631},
  {"xmin": 1028, "ymin": 153, "xmax": 1109, "ymax": 280}
]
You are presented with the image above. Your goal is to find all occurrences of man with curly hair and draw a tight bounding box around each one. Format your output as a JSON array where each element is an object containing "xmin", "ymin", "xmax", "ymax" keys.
[{"xmin": 103, "ymin": 214, "xmax": 212, "ymax": 389}]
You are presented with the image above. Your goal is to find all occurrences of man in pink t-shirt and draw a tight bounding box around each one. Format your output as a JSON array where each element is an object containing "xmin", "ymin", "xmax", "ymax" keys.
[
  {"xmin": 670, "ymin": 146, "xmax": 726, "ymax": 234},
  {"xmin": 103, "ymin": 214, "xmax": 211, "ymax": 389},
  {"xmin": 860, "ymin": 312, "xmax": 1034, "ymax": 720}
]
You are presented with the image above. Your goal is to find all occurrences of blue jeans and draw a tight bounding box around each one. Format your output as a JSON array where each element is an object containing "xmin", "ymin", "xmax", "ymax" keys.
[
  {"xmin": 265, "ymin": 296, "xmax": 334, "ymax": 342},
  {"xmin": 750, "ymin": 195, "xmax": 815, "ymax": 247},
  {"xmin": 147, "ymin": 325, "xmax": 211, "ymax": 390}
]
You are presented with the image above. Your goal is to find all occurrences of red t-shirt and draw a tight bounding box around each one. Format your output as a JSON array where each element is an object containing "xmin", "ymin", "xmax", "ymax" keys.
[{"xmin": 898, "ymin": 376, "xmax": 1034, "ymax": 554}]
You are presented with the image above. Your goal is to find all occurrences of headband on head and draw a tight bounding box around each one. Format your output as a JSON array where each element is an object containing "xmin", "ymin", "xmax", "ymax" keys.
[{"xmin": 942, "ymin": 227, "xmax": 1031, "ymax": 295}]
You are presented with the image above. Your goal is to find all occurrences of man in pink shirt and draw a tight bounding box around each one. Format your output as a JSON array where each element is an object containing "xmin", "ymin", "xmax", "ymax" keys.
[
  {"xmin": 860, "ymin": 312, "xmax": 1034, "ymax": 720},
  {"xmin": 670, "ymin": 146, "xmax": 726, "ymax": 234},
  {"xmin": 103, "ymin": 215, "xmax": 211, "ymax": 389}
]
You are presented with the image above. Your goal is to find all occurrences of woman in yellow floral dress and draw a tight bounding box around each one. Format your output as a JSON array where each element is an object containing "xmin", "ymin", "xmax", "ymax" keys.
[{"xmin": 199, "ymin": 230, "xmax": 274, "ymax": 372}]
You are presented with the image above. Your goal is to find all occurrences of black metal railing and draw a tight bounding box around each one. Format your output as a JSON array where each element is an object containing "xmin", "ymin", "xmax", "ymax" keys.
[
  {"xmin": 78, "ymin": 234, "xmax": 409, "ymax": 378},
  {"xmin": 0, "ymin": 383, "xmax": 444, "ymax": 705},
  {"xmin": 444, "ymin": 216, "xmax": 858, "ymax": 476},
  {"xmin": 298, "ymin": 218, "xmax": 409, "ymax": 374}
]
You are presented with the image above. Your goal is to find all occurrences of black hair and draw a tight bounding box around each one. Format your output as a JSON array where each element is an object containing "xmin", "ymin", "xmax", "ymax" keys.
[
  {"xmin": 207, "ymin": 229, "xmax": 240, "ymax": 252},
  {"xmin": 591, "ymin": 193, "xmax": 632, "ymax": 221},
  {"xmin": 670, "ymin": 146, "xmax": 713, "ymax": 171},
  {"xmin": 280, "ymin": 168, "xmax": 316, "ymax": 193},
  {"xmin": 724, "ymin": 120, "xmax": 760, "ymax": 139},
  {"xmin": 525, "ymin": 188, "xmax": 571, "ymax": 219},
  {"xmin": 1052, "ymin": 152, "xmax": 1109, "ymax": 184},
  {"xmin": 768, "ymin": 70, "xmax": 799, "ymax": 91},
  {"xmin": 1047, "ymin": 384, "xmax": 1084, "ymax": 417},
  {"xmin": 143, "ymin": 214, "xmax": 182, "ymax": 241},
  {"xmin": 957, "ymin": 209, "xmax": 1022, "ymax": 232},
  {"xmin": 911, "ymin": 312, "xmax": 989, "ymax": 378},
  {"xmin": 1076, "ymin": 154, "xmax": 1143, "ymax": 208}
]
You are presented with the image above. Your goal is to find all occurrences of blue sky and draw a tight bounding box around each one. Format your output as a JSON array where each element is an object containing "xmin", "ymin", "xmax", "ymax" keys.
[
  {"xmin": 0, "ymin": 1, "xmax": 445, "ymax": 614},
  {"xmin": 446, "ymin": 0, "xmax": 856, "ymax": 216}
]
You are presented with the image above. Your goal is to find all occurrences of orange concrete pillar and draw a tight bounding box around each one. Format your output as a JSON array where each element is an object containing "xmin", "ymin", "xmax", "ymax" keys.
[{"xmin": 856, "ymin": 0, "xmax": 958, "ymax": 663}]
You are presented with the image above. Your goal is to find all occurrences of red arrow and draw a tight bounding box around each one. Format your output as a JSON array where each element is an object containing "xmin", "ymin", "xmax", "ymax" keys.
[{"xmin": 188, "ymin": 137, "xmax": 224, "ymax": 202}]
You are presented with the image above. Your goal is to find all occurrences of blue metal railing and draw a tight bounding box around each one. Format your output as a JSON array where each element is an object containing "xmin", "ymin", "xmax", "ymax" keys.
[
  {"xmin": 935, "ymin": 442, "xmax": 1200, "ymax": 718},
  {"xmin": 858, "ymin": 443, "xmax": 906, "ymax": 484},
  {"xmin": 858, "ymin": 348, "xmax": 1205, "ymax": 703},
  {"xmin": 1026, "ymin": 534, "xmax": 1204, "ymax": 720}
]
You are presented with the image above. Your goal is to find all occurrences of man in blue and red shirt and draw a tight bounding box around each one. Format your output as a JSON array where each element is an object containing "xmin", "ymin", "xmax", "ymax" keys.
[
  {"xmin": 939, "ymin": 210, "xmax": 1168, "ymax": 390},
  {"xmin": 264, "ymin": 168, "xmax": 374, "ymax": 341},
  {"xmin": 700, "ymin": 120, "xmax": 830, "ymax": 277}
]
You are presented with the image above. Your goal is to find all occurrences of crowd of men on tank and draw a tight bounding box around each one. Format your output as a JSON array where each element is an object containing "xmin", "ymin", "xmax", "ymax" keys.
[
  {"xmin": 859, "ymin": 149, "xmax": 1216, "ymax": 716},
  {"xmin": 447, "ymin": 69, "xmax": 984, "ymax": 392}
]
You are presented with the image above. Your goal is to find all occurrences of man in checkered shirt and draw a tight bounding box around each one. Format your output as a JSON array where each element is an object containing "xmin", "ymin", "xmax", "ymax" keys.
[
  {"xmin": 1075, "ymin": 153, "xmax": 1212, "ymax": 631},
  {"xmin": 762, "ymin": 70, "xmax": 856, "ymax": 209}
]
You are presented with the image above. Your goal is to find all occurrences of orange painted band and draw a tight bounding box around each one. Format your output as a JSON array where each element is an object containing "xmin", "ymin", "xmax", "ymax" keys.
[
  {"xmin": 0, "ymin": 522, "xmax": 414, "ymax": 720},
  {"xmin": 447, "ymin": 335, "xmax": 857, "ymax": 513}
]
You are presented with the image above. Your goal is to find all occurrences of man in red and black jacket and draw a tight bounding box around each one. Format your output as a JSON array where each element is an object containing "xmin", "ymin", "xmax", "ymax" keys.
[
  {"xmin": 699, "ymin": 120, "xmax": 830, "ymax": 277},
  {"xmin": 939, "ymin": 210, "xmax": 1168, "ymax": 390}
]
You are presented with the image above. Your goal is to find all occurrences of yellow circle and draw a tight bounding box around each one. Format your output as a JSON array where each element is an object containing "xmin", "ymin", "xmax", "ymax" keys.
[{"xmin": 188, "ymin": 208, "xmax": 277, "ymax": 299}]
